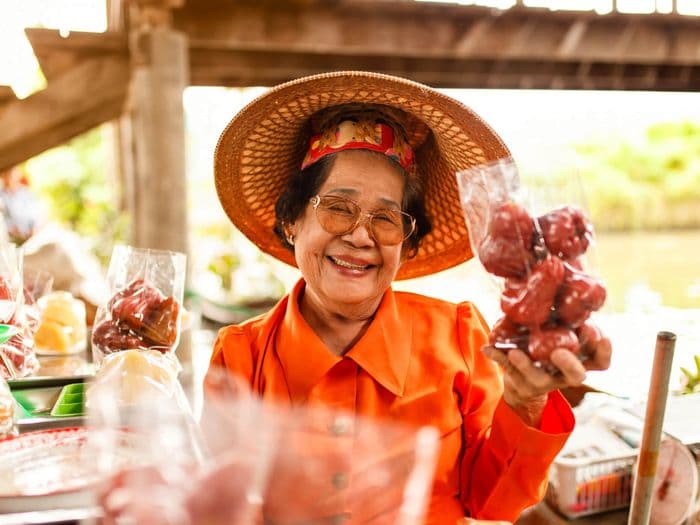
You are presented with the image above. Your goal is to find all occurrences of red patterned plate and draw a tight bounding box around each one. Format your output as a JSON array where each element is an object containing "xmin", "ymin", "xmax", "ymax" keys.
[{"xmin": 0, "ymin": 426, "xmax": 142, "ymax": 512}]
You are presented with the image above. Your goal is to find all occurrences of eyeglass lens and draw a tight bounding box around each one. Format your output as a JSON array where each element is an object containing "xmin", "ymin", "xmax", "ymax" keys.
[{"xmin": 315, "ymin": 196, "xmax": 412, "ymax": 245}]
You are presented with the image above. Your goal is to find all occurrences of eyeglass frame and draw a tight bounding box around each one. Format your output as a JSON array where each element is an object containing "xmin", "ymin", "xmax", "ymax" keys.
[{"xmin": 309, "ymin": 194, "xmax": 417, "ymax": 246}]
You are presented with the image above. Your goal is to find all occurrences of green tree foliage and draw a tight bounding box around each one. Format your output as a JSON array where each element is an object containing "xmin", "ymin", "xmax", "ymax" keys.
[
  {"xmin": 526, "ymin": 121, "xmax": 700, "ymax": 231},
  {"xmin": 27, "ymin": 126, "xmax": 129, "ymax": 265}
]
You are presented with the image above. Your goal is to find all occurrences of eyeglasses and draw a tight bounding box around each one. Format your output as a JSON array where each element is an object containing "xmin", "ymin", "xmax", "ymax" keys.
[{"xmin": 310, "ymin": 194, "xmax": 416, "ymax": 246}]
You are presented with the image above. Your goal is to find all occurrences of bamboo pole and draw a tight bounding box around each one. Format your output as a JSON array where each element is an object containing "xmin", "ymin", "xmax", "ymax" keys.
[{"xmin": 628, "ymin": 331, "xmax": 677, "ymax": 525}]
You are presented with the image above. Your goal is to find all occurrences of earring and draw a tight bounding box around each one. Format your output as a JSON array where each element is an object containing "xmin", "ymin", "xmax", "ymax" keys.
[{"xmin": 287, "ymin": 234, "xmax": 295, "ymax": 246}]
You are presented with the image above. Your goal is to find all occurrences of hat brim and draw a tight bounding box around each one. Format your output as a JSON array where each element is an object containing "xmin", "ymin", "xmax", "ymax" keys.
[{"xmin": 214, "ymin": 71, "xmax": 510, "ymax": 280}]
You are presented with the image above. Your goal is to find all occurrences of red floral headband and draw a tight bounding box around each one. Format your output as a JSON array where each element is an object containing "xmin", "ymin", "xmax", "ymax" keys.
[{"xmin": 301, "ymin": 119, "xmax": 415, "ymax": 171}]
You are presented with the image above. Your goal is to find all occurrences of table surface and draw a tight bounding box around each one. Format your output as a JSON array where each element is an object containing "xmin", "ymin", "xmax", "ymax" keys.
[{"xmin": 516, "ymin": 503, "xmax": 628, "ymax": 525}]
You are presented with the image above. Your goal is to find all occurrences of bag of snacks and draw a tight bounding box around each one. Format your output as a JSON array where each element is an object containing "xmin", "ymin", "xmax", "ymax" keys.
[
  {"xmin": 0, "ymin": 243, "xmax": 40, "ymax": 379},
  {"xmin": 86, "ymin": 349, "xmax": 182, "ymax": 409},
  {"xmin": 91, "ymin": 245, "xmax": 186, "ymax": 364},
  {"xmin": 456, "ymin": 158, "xmax": 607, "ymax": 373},
  {"xmin": 93, "ymin": 366, "xmax": 439, "ymax": 525},
  {"xmin": 34, "ymin": 291, "xmax": 87, "ymax": 355}
]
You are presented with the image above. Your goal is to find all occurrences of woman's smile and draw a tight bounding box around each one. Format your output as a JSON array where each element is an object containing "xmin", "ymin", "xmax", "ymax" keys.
[{"xmin": 326, "ymin": 254, "xmax": 376, "ymax": 273}]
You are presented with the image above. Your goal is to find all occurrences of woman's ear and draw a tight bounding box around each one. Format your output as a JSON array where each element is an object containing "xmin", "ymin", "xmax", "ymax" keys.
[
  {"xmin": 400, "ymin": 242, "xmax": 416, "ymax": 262},
  {"xmin": 283, "ymin": 223, "xmax": 296, "ymax": 247}
]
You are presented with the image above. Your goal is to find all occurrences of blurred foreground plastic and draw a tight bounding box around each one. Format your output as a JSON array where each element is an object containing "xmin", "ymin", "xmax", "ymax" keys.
[{"xmin": 93, "ymin": 368, "xmax": 440, "ymax": 525}]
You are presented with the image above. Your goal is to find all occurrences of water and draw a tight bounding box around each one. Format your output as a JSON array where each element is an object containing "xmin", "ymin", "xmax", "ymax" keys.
[{"xmin": 594, "ymin": 230, "xmax": 700, "ymax": 312}]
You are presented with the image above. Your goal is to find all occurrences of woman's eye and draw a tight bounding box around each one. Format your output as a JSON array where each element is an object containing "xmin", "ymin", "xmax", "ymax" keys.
[
  {"xmin": 374, "ymin": 211, "xmax": 399, "ymax": 224},
  {"xmin": 327, "ymin": 202, "xmax": 355, "ymax": 215}
]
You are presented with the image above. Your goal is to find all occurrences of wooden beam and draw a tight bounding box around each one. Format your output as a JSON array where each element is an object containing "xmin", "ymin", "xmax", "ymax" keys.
[
  {"xmin": 173, "ymin": 1, "xmax": 700, "ymax": 61},
  {"xmin": 186, "ymin": 44, "xmax": 700, "ymax": 91},
  {"xmin": 173, "ymin": 2, "xmax": 700, "ymax": 90},
  {"xmin": 0, "ymin": 55, "xmax": 129, "ymax": 172},
  {"xmin": 24, "ymin": 5, "xmax": 700, "ymax": 93},
  {"xmin": 0, "ymin": 86, "xmax": 16, "ymax": 106},
  {"xmin": 24, "ymin": 28, "xmax": 128, "ymax": 81}
]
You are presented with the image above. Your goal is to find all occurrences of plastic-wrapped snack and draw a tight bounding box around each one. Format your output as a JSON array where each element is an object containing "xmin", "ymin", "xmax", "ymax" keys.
[
  {"xmin": 0, "ymin": 244, "xmax": 40, "ymax": 379},
  {"xmin": 94, "ymin": 367, "xmax": 439, "ymax": 525},
  {"xmin": 91, "ymin": 246, "xmax": 186, "ymax": 363},
  {"xmin": 34, "ymin": 291, "xmax": 87, "ymax": 355},
  {"xmin": 86, "ymin": 349, "xmax": 181, "ymax": 408},
  {"xmin": 457, "ymin": 158, "xmax": 607, "ymax": 373}
]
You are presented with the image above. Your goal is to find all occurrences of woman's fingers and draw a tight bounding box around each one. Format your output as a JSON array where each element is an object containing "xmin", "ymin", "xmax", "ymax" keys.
[
  {"xmin": 484, "ymin": 346, "xmax": 588, "ymax": 395},
  {"xmin": 549, "ymin": 349, "xmax": 587, "ymax": 385},
  {"xmin": 507, "ymin": 349, "xmax": 557, "ymax": 390},
  {"xmin": 585, "ymin": 335, "xmax": 612, "ymax": 371}
]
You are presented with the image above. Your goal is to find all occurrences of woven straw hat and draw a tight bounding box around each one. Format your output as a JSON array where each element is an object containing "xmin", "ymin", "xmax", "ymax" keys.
[{"xmin": 214, "ymin": 71, "xmax": 510, "ymax": 280}]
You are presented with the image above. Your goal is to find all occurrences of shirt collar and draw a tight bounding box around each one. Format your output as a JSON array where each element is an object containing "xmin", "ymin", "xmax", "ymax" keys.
[
  {"xmin": 275, "ymin": 279, "xmax": 412, "ymax": 400},
  {"xmin": 345, "ymin": 284, "xmax": 411, "ymax": 397}
]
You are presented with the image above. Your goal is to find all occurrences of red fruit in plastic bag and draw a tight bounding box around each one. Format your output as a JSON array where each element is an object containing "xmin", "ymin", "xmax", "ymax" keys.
[
  {"xmin": 0, "ymin": 276, "xmax": 12, "ymax": 301},
  {"xmin": 92, "ymin": 320, "xmax": 149, "ymax": 353},
  {"xmin": 478, "ymin": 201, "xmax": 537, "ymax": 278},
  {"xmin": 528, "ymin": 326, "xmax": 580, "ymax": 368},
  {"xmin": 0, "ymin": 334, "xmax": 38, "ymax": 379},
  {"xmin": 576, "ymin": 320, "xmax": 604, "ymax": 359},
  {"xmin": 108, "ymin": 279, "xmax": 179, "ymax": 348},
  {"xmin": 479, "ymin": 235, "xmax": 536, "ymax": 279},
  {"xmin": 537, "ymin": 206, "xmax": 593, "ymax": 259},
  {"xmin": 109, "ymin": 279, "xmax": 164, "ymax": 332},
  {"xmin": 501, "ymin": 255, "xmax": 565, "ymax": 327},
  {"xmin": 556, "ymin": 265, "xmax": 607, "ymax": 327},
  {"xmin": 489, "ymin": 201, "xmax": 535, "ymax": 241},
  {"xmin": 0, "ymin": 277, "xmax": 16, "ymax": 324},
  {"xmin": 489, "ymin": 316, "xmax": 529, "ymax": 351},
  {"xmin": 141, "ymin": 296, "xmax": 180, "ymax": 347}
]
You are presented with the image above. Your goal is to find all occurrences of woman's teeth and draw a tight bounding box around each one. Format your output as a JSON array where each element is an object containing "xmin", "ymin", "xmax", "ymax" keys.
[{"xmin": 329, "ymin": 256, "xmax": 369, "ymax": 270}]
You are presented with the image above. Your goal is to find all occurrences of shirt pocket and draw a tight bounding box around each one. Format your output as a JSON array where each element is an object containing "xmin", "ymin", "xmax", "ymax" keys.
[{"xmin": 390, "ymin": 384, "xmax": 463, "ymax": 437}]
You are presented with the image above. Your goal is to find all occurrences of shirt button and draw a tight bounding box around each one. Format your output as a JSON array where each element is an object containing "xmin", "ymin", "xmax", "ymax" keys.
[
  {"xmin": 328, "ymin": 415, "xmax": 352, "ymax": 436},
  {"xmin": 331, "ymin": 472, "xmax": 348, "ymax": 490}
]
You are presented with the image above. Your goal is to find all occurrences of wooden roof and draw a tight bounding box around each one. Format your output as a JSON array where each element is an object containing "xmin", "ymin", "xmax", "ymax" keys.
[{"xmin": 2, "ymin": 0, "xmax": 699, "ymax": 171}]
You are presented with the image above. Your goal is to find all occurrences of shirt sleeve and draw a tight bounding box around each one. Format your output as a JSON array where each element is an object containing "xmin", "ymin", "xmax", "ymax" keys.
[
  {"xmin": 203, "ymin": 325, "xmax": 257, "ymax": 402},
  {"xmin": 455, "ymin": 302, "xmax": 575, "ymax": 522}
]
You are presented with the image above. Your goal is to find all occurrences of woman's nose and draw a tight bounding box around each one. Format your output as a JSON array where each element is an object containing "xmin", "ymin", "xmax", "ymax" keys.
[{"xmin": 342, "ymin": 215, "xmax": 375, "ymax": 246}]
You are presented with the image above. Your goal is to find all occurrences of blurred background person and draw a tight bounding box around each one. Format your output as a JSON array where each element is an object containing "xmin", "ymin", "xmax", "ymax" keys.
[{"xmin": 0, "ymin": 164, "xmax": 43, "ymax": 245}]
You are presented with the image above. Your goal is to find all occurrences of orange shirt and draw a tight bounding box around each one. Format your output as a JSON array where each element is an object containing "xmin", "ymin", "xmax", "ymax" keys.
[{"xmin": 205, "ymin": 279, "xmax": 574, "ymax": 524}]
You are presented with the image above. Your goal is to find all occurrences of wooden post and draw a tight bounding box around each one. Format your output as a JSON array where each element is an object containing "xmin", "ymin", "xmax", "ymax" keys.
[
  {"xmin": 628, "ymin": 331, "xmax": 677, "ymax": 525},
  {"xmin": 125, "ymin": 24, "xmax": 189, "ymax": 258}
]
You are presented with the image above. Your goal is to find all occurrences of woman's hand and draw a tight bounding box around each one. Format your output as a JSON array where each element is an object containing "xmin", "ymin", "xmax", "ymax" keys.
[
  {"xmin": 483, "ymin": 334, "xmax": 612, "ymax": 426},
  {"xmin": 98, "ymin": 466, "xmax": 190, "ymax": 525}
]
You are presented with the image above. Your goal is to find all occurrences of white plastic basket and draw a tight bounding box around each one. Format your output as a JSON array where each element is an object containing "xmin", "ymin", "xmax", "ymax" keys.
[{"xmin": 546, "ymin": 452, "xmax": 637, "ymax": 518}]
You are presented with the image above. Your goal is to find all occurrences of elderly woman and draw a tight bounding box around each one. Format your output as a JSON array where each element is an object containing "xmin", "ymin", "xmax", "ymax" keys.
[{"xmin": 206, "ymin": 71, "xmax": 611, "ymax": 524}]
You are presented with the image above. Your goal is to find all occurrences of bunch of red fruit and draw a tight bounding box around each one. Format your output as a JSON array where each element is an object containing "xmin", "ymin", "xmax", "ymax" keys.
[
  {"xmin": 479, "ymin": 202, "xmax": 607, "ymax": 371},
  {"xmin": 92, "ymin": 279, "xmax": 181, "ymax": 355}
]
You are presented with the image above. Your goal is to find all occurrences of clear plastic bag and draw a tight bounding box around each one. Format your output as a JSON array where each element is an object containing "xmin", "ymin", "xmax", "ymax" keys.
[
  {"xmin": 0, "ymin": 243, "xmax": 40, "ymax": 379},
  {"xmin": 86, "ymin": 349, "xmax": 182, "ymax": 409},
  {"xmin": 256, "ymin": 405, "xmax": 440, "ymax": 525},
  {"xmin": 91, "ymin": 369, "xmax": 274, "ymax": 525},
  {"xmin": 456, "ymin": 158, "xmax": 608, "ymax": 373},
  {"xmin": 91, "ymin": 245, "xmax": 186, "ymax": 364},
  {"xmin": 94, "ymin": 367, "xmax": 440, "ymax": 525},
  {"xmin": 202, "ymin": 370, "xmax": 440, "ymax": 525}
]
